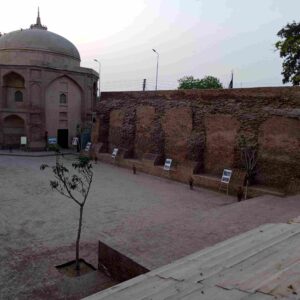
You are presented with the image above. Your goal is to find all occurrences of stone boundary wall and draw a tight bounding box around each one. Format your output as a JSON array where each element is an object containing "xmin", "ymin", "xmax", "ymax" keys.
[{"xmin": 93, "ymin": 87, "xmax": 300, "ymax": 189}]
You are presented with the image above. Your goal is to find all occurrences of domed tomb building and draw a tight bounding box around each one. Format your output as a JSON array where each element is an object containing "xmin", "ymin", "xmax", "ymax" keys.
[{"xmin": 0, "ymin": 11, "xmax": 98, "ymax": 149}]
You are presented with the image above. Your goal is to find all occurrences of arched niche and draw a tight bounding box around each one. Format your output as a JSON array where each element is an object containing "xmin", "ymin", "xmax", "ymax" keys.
[
  {"xmin": 161, "ymin": 107, "xmax": 193, "ymax": 162},
  {"xmin": 204, "ymin": 114, "xmax": 240, "ymax": 174},
  {"xmin": 3, "ymin": 72, "xmax": 25, "ymax": 88},
  {"xmin": 257, "ymin": 116, "xmax": 300, "ymax": 187},
  {"xmin": 2, "ymin": 115, "xmax": 26, "ymax": 148},
  {"xmin": 108, "ymin": 109, "xmax": 124, "ymax": 151},
  {"xmin": 134, "ymin": 106, "xmax": 156, "ymax": 158},
  {"xmin": 2, "ymin": 72, "xmax": 26, "ymax": 108}
]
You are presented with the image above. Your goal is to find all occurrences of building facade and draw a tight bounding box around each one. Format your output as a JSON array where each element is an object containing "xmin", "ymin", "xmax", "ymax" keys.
[{"xmin": 0, "ymin": 11, "xmax": 98, "ymax": 149}]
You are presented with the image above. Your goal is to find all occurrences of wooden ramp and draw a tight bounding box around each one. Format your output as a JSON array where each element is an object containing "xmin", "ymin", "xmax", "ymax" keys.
[{"xmin": 84, "ymin": 221, "xmax": 300, "ymax": 300}]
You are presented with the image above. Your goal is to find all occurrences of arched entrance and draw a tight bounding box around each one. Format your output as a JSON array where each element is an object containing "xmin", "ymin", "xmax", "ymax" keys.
[
  {"xmin": 45, "ymin": 75, "xmax": 82, "ymax": 148},
  {"xmin": 3, "ymin": 115, "xmax": 25, "ymax": 148}
]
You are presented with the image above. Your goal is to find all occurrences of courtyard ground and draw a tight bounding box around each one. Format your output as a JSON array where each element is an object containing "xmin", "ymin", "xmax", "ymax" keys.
[{"xmin": 0, "ymin": 154, "xmax": 299, "ymax": 299}]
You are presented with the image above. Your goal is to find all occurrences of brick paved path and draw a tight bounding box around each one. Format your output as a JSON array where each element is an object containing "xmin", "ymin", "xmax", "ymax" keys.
[{"xmin": 0, "ymin": 155, "xmax": 299, "ymax": 299}]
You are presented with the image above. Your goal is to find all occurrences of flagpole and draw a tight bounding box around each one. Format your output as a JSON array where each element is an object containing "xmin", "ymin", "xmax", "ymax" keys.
[{"xmin": 228, "ymin": 70, "xmax": 234, "ymax": 89}]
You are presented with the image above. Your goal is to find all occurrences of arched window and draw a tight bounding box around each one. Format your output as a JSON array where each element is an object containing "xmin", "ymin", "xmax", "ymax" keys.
[
  {"xmin": 15, "ymin": 91, "xmax": 23, "ymax": 102},
  {"xmin": 60, "ymin": 93, "xmax": 67, "ymax": 104}
]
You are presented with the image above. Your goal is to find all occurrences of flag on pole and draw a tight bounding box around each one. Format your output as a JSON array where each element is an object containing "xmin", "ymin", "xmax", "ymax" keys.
[{"xmin": 228, "ymin": 71, "xmax": 233, "ymax": 89}]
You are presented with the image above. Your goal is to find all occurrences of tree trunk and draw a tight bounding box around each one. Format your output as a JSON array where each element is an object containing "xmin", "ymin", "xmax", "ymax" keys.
[
  {"xmin": 245, "ymin": 179, "xmax": 249, "ymax": 200},
  {"xmin": 75, "ymin": 205, "xmax": 84, "ymax": 271}
]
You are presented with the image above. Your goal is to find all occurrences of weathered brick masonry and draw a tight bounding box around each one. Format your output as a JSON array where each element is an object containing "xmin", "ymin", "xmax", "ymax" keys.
[{"xmin": 93, "ymin": 87, "xmax": 300, "ymax": 189}]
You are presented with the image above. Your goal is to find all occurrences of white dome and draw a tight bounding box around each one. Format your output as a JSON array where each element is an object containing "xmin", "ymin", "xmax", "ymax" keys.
[{"xmin": 0, "ymin": 28, "xmax": 80, "ymax": 62}]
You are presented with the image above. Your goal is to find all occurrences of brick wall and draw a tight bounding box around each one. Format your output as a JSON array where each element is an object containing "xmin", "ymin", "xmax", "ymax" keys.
[{"xmin": 93, "ymin": 87, "xmax": 300, "ymax": 188}]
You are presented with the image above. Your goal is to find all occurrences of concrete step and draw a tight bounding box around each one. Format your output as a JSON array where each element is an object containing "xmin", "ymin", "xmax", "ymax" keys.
[
  {"xmin": 154, "ymin": 223, "xmax": 299, "ymax": 279},
  {"xmin": 173, "ymin": 284, "xmax": 249, "ymax": 300},
  {"xmin": 85, "ymin": 275, "xmax": 177, "ymax": 300},
  {"xmin": 149, "ymin": 223, "xmax": 275, "ymax": 276},
  {"xmin": 216, "ymin": 233, "xmax": 300, "ymax": 294},
  {"xmin": 159, "ymin": 224, "xmax": 300, "ymax": 282}
]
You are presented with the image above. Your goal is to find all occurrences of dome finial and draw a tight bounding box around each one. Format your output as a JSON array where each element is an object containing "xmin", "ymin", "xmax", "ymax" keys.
[
  {"xmin": 30, "ymin": 7, "xmax": 47, "ymax": 30},
  {"xmin": 37, "ymin": 7, "xmax": 41, "ymax": 25}
]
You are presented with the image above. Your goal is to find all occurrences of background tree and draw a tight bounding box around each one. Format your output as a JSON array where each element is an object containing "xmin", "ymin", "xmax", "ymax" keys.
[
  {"xmin": 178, "ymin": 75, "xmax": 223, "ymax": 89},
  {"xmin": 275, "ymin": 21, "xmax": 300, "ymax": 85},
  {"xmin": 178, "ymin": 76, "xmax": 200, "ymax": 89},
  {"xmin": 41, "ymin": 154, "xmax": 93, "ymax": 272}
]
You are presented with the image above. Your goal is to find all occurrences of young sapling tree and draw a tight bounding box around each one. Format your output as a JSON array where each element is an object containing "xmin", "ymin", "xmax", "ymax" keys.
[
  {"xmin": 41, "ymin": 154, "xmax": 93, "ymax": 271},
  {"xmin": 239, "ymin": 136, "xmax": 258, "ymax": 199}
]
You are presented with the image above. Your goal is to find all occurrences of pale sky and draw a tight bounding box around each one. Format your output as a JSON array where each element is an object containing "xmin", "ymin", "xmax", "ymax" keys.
[{"xmin": 0, "ymin": 0, "xmax": 299, "ymax": 91}]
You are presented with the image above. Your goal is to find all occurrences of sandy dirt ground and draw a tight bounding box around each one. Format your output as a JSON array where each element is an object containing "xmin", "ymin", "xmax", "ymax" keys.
[{"xmin": 0, "ymin": 154, "xmax": 299, "ymax": 299}]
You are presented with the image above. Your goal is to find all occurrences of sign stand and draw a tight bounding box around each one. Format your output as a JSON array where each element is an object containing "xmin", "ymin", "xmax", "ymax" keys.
[
  {"xmin": 163, "ymin": 158, "xmax": 172, "ymax": 171},
  {"xmin": 48, "ymin": 137, "xmax": 57, "ymax": 145},
  {"xmin": 20, "ymin": 136, "xmax": 27, "ymax": 151},
  {"xmin": 85, "ymin": 142, "xmax": 92, "ymax": 152},
  {"xmin": 111, "ymin": 148, "xmax": 119, "ymax": 166},
  {"xmin": 219, "ymin": 169, "xmax": 233, "ymax": 195},
  {"xmin": 112, "ymin": 148, "xmax": 118, "ymax": 159}
]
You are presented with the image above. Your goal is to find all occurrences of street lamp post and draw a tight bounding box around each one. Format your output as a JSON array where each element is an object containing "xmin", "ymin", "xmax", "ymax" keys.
[
  {"xmin": 152, "ymin": 49, "xmax": 159, "ymax": 91},
  {"xmin": 94, "ymin": 59, "xmax": 101, "ymax": 99}
]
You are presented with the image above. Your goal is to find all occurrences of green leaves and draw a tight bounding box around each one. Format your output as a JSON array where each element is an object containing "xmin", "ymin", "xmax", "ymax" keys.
[
  {"xmin": 50, "ymin": 181, "xmax": 59, "ymax": 189},
  {"xmin": 178, "ymin": 75, "xmax": 223, "ymax": 89},
  {"xmin": 40, "ymin": 155, "xmax": 93, "ymax": 206},
  {"xmin": 40, "ymin": 164, "xmax": 49, "ymax": 170},
  {"xmin": 72, "ymin": 156, "xmax": 92, "ymax": 170},
  {"xmin": 48, "ymin": 144, "xmax": 61, "ymax": 153},
  {"xmin": 275, "ymin": 21, "xmax": 300, "ymax": 85}
]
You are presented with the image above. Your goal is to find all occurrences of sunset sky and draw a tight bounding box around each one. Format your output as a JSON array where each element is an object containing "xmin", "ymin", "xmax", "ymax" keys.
[{"xmin": 0, "ymin": 0, "xmax": 299, "ymax": 90}]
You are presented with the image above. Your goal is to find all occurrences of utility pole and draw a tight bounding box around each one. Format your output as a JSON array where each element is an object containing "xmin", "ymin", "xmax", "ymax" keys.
[{"xmin": 152, "ymin": 49, "xmax": 159, "ymax": 91}]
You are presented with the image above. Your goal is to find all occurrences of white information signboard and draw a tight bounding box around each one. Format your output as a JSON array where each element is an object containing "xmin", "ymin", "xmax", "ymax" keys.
[
  {"xmin": 48, "ymin": 137, "xmax": 57, "ymax": 145},
  {"xmin": 20, "ymin": 136, "xmax": 27, "ymax": 145},
  {"xmin": 85, "ymin": 142, "xmax": 92, "ymax": 152},
  {"xmin": 221, "ymin": 169, "xmax": 233, "ymax": 183},
  {"xmin": 112, "ymin": 148, "xmax": 118, "ymax": 159},
  {"xmin": 72, "ymin": 137, "xmax": 79, "ymax": 146},
  {"xmin": 163, "ymin": 158, "xmax": 172, "ymax": 171}
]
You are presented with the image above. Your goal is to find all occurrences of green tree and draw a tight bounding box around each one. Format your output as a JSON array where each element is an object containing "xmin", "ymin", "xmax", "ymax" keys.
[
  {"xmin": 41, "ymin": 154, "xmax": 93, "ymax": 272},
  {"xmin": 178, "ymin": 75, "xmax": 223, "ymax": 89},
  {"xmin": 275, "ymin": 21, "xmax": 300, "ymax": 85},
  {"xmin": 199, "ymin": 76, "xmax": 223, "ymax": 89},
  {"xmin": 178, "ymin": 76, "xmax": 200, "ymax": 89}
]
